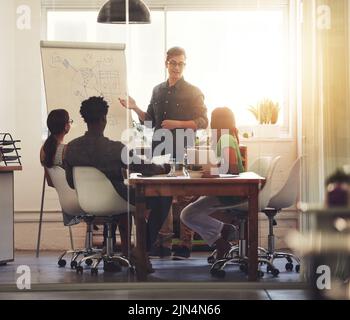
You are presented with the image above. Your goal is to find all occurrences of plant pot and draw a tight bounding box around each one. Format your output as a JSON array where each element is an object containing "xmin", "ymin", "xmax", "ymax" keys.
[{"xmin": 253, "ymin": 124, "xmax": 280, "ymax": 138}]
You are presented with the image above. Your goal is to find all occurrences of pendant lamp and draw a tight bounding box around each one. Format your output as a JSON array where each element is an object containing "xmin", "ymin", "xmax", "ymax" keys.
[{"xmin": 97, "ymin": 0, "xmax": 151, "ymax": 24}]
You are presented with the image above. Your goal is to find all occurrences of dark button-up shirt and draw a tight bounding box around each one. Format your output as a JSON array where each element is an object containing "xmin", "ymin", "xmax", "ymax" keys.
[
  {"xmin": 64, "ymin": 131, "xmax": 167, "ymax": 202},
  {"xmin": 142, "ymin": 77, "xmax": 208, "ymax": 159}
]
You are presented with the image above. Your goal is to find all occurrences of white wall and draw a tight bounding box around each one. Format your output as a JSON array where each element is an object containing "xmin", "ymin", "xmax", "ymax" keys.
[
  {"xmin": 12, "ymin": 0, "xmax": 52, "ymax": 212},
  {"xmin": 0, "ymin": 1, "xmax": 15, "ymax": 132},
  {"xmin": 0, "ymin": 1, "xmax": 61, "ymax": 212}
]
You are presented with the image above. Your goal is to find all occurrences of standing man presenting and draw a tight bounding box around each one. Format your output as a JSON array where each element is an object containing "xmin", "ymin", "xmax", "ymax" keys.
[
  {"xmin": 119, "ymin": 46, "xmax": 208, "ymax": 159},
  {"xmin": 119, "ymin": 47, "xmax": 208, "ymax": 259}
]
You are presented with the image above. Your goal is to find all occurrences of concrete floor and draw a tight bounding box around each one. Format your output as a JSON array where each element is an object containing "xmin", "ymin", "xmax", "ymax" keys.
[{"xmin": 0, "ymin": 250, "xmax": 312, "ymax": 300}]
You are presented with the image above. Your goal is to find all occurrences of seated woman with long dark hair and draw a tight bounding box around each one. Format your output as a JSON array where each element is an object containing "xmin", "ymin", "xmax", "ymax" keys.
[
  {"xmin": 180, "ymin": 107, "xmax": 245, "ymax": 259},
  {"xmin": 40, "ymin": 109, "xmax": 71, "ymax": 168},
  {"xmin": 40, "ymin": 109, "xmax": 79, "ymax": 227}
]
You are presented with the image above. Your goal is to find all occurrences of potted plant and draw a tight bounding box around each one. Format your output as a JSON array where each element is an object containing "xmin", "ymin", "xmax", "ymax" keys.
[{"xmin": 248, "ymin": 99, "xmax": 280, "ymax": 138}]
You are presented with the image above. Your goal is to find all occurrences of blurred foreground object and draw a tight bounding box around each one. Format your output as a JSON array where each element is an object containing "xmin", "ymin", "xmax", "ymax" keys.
[
  {"xmin": 325, "ymin": 168, "xmax": 350, "ymax": 207},
  {"xmin": 286, "ymin": 168, "xmax": 350, "ymax": 299}
]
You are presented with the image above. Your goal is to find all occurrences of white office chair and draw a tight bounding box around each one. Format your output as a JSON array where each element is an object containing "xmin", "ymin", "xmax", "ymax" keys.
[
  {"xmin": 207, "ymin": 155, "xmax": 274, "ymax": 263},
  {"xmin": 46, "ymin": 166, "xmax": 100, "ymax": 269},
  {"xmin": 249, "ymin": 156, "xmax": 274, "ymax": 179},
  {"xmin": 209, "ymin": 156, "xmax": 281, "ymax": 278},
  {"xmin": 260, "ymin": 157, "xmax": 302, "ymax": 273},
  {"xmin": 73, "ymin": 166, "xmax": 134, "ymax": 275}
]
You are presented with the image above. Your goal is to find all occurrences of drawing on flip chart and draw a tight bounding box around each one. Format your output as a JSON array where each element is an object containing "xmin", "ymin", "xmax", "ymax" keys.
[
  {"xmin": 49, "ymin": 53, "xmax": 122, "ymax": 100},
  {"xmin": 41, "ymin": 41, "xmax": 131, "ymax": 142}
]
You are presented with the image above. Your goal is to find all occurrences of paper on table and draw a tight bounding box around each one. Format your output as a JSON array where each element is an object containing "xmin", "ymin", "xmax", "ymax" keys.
[
  {"xmin": 219, "ymin": 174, "xmax": 240, "ymax": 178},
  {"xmin": 129, "ymin": 173, "xmax": 142, "ymax": 179}
]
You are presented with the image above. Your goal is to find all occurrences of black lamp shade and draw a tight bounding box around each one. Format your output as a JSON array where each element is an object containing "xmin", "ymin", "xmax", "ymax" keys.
[{"xmin": 97, "ymin": 0, "xmax": 151, "ymax": 24}]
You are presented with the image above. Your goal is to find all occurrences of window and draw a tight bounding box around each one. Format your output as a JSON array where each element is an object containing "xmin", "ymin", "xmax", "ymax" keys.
[
  {"xmin": 44, "ymin": 2, "xmax": 290, "ymax": 132},
  {"xmin": 46, "ymin": 10, "xmax": 165, "ymax": 117},
  {"xmin": 166, "ymin": 10, "xmax": 288, "ymax": 127}
]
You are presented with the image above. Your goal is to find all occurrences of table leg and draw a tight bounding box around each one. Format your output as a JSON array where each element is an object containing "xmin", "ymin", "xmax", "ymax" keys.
[
  {"xmin": 248, "ymin": 184, "xmax": 259, "ymax": 281},
  {"xmin": 134, "ymin": 185, "xmax": 149, "ymax": 281}
]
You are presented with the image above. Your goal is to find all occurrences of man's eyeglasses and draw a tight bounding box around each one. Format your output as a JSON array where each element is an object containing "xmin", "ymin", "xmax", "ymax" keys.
[
  {"xmin": 168, "ymin": 60, "xmax": 186, "ymax": 68},
  {"xmin": 68, "ymin": 119, "xmax": 74, "ymax": 124}
]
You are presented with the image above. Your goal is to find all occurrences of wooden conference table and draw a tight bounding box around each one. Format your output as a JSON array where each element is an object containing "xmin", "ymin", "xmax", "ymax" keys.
[{"xmin": 129, "ymin": 171, "xmax": 264, "ymax": 281}]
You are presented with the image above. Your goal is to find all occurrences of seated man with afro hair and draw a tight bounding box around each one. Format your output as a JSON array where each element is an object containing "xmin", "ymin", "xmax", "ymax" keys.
[{"xmin": 64, "ymin": 96, "xmax": 172, "ymax": 273}]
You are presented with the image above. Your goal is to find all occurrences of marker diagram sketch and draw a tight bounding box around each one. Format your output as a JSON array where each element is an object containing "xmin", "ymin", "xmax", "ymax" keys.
[
  {"xmin": 41, "ymin": 42, "xmax": 131, "ymax": 142},
  {"xmin": 50, "ymin": 53, "xmax": 122, "ymax": 101}
]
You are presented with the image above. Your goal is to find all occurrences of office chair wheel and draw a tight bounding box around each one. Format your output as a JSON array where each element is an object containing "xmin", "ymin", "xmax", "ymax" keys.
[
  {"xmin": 91, "ymin": 268, "xmax": 98, "ymax": 276},
  {"xmin": 85, "ymin": 258, "xmax": 93, "ymax": 266},
  {"xmin": 271, "ymin": 268, "xmax": 280, "ymax": 277},
  {"xmin": 76, "ymin": 266, "xmax": 84, "ymax": 275},
  {"xmin": 210, "ymin": 269, "xmax": 226, "ymax": 278},
  {"xmin": 207, "ymin": 255, "xmax": 216, "ymax": 264},
  {"xmin": 103, "ymin": 260, "xmax": 122, "ymax": 273},
  {"xmin": 285, "ymin": 262, "xmax": 293, "ymax": 271},
  {"xmin": 58, "ymin": 259, "xmax": 66, "ymax": 268},
  {"xmin": 239, "ymin": 263, "xmax": 248, "ymax": 274},
  {"xmin": 70, "ymin": 260, "xmax": 78, "ymax": 269},
  {"xmin": 257, "ymin": 270, "xmax": 264, "ymax": 278},
  {"xmin": 295, "ymin": 264, "xmax": 300, "ymax": 273}
]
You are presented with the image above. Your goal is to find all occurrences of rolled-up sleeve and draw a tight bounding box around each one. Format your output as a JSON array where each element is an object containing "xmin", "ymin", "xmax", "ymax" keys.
[
  {"xmin": 140, "ymin": 88, "xmax": 156, "ymax": 128},
  {"xmin": 192, "ymin": 92, "xmax": 208, "ymax": 129}
]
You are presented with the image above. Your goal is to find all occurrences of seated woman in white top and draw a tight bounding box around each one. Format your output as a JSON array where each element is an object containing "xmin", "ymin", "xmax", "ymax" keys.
[
  {"xmin": 180, "ymin": 107, "xmax": 245, "ymax": 260},
  {"xmin": 40, "ymin": 109, "xmax": 77, "ymax": 226},
  {"xmin": 40, "ymin": 109, "xmax": 71, "ymax": 168}
]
